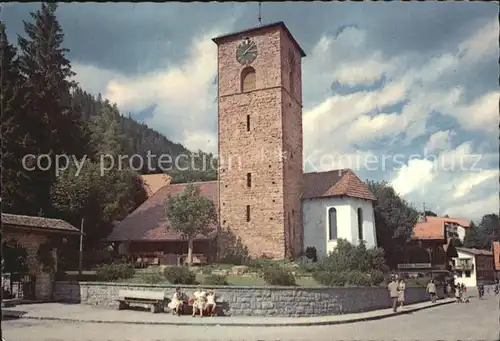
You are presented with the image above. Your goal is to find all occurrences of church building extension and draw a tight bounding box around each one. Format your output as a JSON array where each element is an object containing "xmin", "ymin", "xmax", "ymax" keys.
[{"xmin": 107, "ymin": 22, "xmax": 377, "ymax": 261}]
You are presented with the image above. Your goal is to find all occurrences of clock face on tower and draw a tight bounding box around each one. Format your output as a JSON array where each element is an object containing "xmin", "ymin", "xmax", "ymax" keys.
[{"xmin": 236, "ymin": 39, "xmax": 258, "ymax": 65}]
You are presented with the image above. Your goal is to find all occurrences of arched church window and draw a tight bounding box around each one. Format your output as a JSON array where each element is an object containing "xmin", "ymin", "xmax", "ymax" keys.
[
  {"xmin": 241, "ymin": 67, "xmax": 256, "ymax": 92},
  {"xmin": 357, "ymin": 208, "xmax": 363, "ymax": 241},
  {"xmin": 328, "ymin": 207, "xmax": 337, "ymax": 240}
]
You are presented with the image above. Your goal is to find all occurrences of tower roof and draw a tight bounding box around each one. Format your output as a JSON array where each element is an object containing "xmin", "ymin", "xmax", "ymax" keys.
[{"xmin": 212, "ymin": 21, "xmax": 306, "ymax": 57}]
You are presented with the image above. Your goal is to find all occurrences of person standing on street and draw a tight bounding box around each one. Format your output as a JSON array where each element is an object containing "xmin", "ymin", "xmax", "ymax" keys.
[
  {"xmin": 398, "ymin": 278, "xmax": 406, "ymax": 308},
  {"xmin": 388, "ymin": 276, "xmax": 399, "ymax": 312},
  {"xmin": 426, "ymin": 279, "xmax": 437, "ymax": 303},
  {"xmin": 478, "ymin": 282, "xmax": 484, "ymax": 299}
]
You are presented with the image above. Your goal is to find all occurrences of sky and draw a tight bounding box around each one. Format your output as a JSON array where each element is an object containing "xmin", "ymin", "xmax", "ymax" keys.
[{"xmin": 3, "ymin": 2, "xmax": 499, "ymax": 222}]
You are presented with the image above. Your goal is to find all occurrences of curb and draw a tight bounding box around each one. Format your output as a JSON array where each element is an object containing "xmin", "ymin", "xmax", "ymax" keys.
[{"xmin": 2, "ymin": 300, "xmax": 455, "ymax": 327}]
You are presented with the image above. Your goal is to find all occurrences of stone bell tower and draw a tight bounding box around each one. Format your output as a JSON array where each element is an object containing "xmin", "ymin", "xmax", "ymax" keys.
[{"xmin": 212, "ymin": 22, "xmax": 305, "ymax": 259}]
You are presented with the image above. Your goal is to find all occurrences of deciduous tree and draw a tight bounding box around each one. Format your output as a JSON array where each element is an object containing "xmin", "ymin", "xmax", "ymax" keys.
[
  {"xmin": 367, "ymin": 180, "xmax": 420, "ymax": 268},
  {"xmin": 51, "ymin": 161, "xmax": 147, "ymax": 248},
  {"xmin": 165, "ymin": 184, "xmax": 217, "ymax": 265}
]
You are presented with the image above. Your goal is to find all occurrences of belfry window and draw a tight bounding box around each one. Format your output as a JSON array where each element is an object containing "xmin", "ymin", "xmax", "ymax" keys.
[{"xmin": 241, "ymin": 67, "xmax": 256, "ymax": 92}]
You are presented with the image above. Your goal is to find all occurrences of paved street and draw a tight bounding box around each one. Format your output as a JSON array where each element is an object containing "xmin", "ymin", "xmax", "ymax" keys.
[{"xmin": 2, "ymin": 296, "xmax": 499, "ymax": 341}]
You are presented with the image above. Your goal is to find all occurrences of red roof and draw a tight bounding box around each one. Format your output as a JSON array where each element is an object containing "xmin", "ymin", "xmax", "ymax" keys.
[
  {"xmin": 108, "ymin": 169, "xmax": 375, "ymax": 242},
  {"xmin": 413, "ymin": 216, "xmax": 471, "ymax": 240},
  {"xmin": 426, "ymin": 216, "xmax": 470, "ymax": 228},
  {"xmin": 303, "ymin": 169, "xmax": 376, "ymax": 201},
  {"xmin": 106, "ymin": 181, "xmax": 218, "ymax": 242}
]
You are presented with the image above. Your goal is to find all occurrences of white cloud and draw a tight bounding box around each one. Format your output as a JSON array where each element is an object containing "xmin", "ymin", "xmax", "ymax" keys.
[
  {"xmin": 445, "ymin": 194, "xmax": 499, "ymax": 221},
  {"xmin": 346, "ymin": 112, "xmax": 406, "ymax": 144},
  {"xmin": 436, "ymin": 141, "xmax": 483, "ymax": 172},
  {"xmin": 454, "ymin": 91, "xmax": 499, "ymax": 132},
  {"xmin": 452, "ymin": 170, "xmax": 499, "ymax": 199},
  {"xmin": 425, "ymin": 130, "xmax": 454, "ymax": 153},
  {"xmin": 457, "ymin": 20, "xmax": 498, "ymax": 65},
  {"xmin": 303, "ymin": 17, "xmax": 498, "ymax": 157},
  {"xmin": 390, "ymin": 159, "xmax": 436, "ymax": 196},
  {"xmin": 388, "ymin": 141, "xmax": 498, "ymax": 221},
  {"xmin": 72, "ymin": 19, "xmax": 238, "ymax": 154}
]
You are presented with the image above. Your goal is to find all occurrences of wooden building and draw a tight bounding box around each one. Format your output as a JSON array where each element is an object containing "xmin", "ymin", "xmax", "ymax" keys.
[{"xmin": 398, "ymin": 216, "xmax": 470, "ymax": 277}]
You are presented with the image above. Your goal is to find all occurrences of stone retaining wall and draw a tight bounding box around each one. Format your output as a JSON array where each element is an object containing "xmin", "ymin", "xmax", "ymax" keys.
[{"xmin": 55, "ymin": 281, "xmax": 444, "ymax": 317}]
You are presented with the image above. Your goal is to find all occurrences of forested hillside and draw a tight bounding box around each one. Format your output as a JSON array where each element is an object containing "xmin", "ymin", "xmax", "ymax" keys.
[
  {"xmin": 1, "ymin": 3, "xmax": 215, "ymax": 248},
  {"xmin": 71, "ymin": 88, "xmax": 217, "ymax": 181}
]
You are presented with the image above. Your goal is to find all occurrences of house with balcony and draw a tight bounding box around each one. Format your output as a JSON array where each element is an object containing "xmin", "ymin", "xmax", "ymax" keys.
[
  {"xmin": 398, "ymin": 216, "xmax": 463, "ymax": 276},
  {"xmin": 425, "ymin": 216, "xmax": 471, "ymax": 242},
  {"xmin": 453, "ymin": 247, "xmax": 495, "ymax": 287}
]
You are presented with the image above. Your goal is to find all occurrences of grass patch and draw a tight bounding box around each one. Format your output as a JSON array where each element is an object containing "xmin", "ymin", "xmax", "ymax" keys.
[{"xmin": 295, "ymin": 276, "xmax": 320, "ymax": 287}]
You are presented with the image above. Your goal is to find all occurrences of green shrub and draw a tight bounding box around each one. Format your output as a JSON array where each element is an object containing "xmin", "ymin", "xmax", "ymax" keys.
[
  {"xmin": 368, "ymin": 270, "xmax": 385, "ymax": 286},
  {"xmin": 313, "ymin": 270, "xmax": 347, "ymax": 286},
  {"xmin": 141, "ymin": 270, "xmax": 164, "ymax": 284},
  {"xmin": 163, "ymin": 266, "xmax": 197, "ymax": 284},
  {"xmin": 95, "ymin": 263, "xmax": 135, "ymax": 281},
  {"xmin": 247, "ymin": 256, "xmax": 282, "ymax": 272},
  {"xmin": 203, "ymin": 274, "xmax": 228, "ymax": 285},
  {"xmin": 344, "ymin": 271, "xmax": 371, "ymax": 286},
  {"xmin": 311, "ymin": 239, "xmax": 388, "ymax": 287},
  {"xmin": 217, "ymin": 233, "xmax": 251, "ymax": 265},
  {"xmin": 200, "ymin": 265, "xmax": 214, "ymax": 275},
  {"xmin": 297, "ymin": 256, "xmax": 316, "ymax": 274},
  {"xmin": 313, "ymin": 270, "xmax": 382, "ymax": 287},
  {"xmin": 262, "ymin": 266, "xmax": 296, "ymax": 286}
]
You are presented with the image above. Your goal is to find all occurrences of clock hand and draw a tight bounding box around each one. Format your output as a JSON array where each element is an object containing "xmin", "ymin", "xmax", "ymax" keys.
[{"xmin": 243, "ymin": 45, "xmax": 254, "ymax": 56}]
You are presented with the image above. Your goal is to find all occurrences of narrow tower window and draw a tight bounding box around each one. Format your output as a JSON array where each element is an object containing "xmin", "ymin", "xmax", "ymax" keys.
[
  {"xmin": 328, "ymin": 207, "xmax": 337, "ymax": 240},
  {"xmin": 246, "ymin": 205, "xmax": 251, "ymax": 222},
  {"xmin": 241, "ymin": 67, "xmax": 256, "ymax": 92},
  {"xmin": 246, "ymin": 115, "xmax": 250, "ymax": 131},
  {"xmin": 357, "ymin": 208, "xmax": 364, "ymax": 241},
  {"xmin": 247, "ymin": 173, "xmax": 251, "ymax": 188}
]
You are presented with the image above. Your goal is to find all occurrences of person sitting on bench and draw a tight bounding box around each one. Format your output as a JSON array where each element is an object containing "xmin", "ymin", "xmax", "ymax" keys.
[
  {"xmin": 206, "ymin": 290, "xmax": 216, "ymax": 317},
  {"xmin": 168, "ymin": 287, "xmax": 184, "ymax": 316},
  {"xmin": 192, "ymin": 286, "xmax": 207, "ymax": 317}
]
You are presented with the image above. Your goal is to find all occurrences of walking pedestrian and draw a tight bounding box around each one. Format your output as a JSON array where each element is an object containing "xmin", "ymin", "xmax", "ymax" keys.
[
  {"xmin": 398, "ymin": 278, "xmax": 406, "ymax": 308},
  {"xmin": 426, "ymin": 279, "xmax": 437, "ymax": 303},
  {"xmin": 388, "ymin": 276, "xmax": 399, "ymax": 312}
]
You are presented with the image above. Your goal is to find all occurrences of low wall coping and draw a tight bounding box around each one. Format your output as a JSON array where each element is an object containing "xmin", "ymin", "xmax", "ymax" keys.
[{"xmin": 56, "ymin": 281, "xmax": 401, "ymax": 291}]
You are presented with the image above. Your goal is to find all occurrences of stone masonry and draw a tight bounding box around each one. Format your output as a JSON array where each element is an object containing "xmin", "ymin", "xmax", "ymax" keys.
[
  {"xmin": 3, "ymin": 230, "xmax": 54, "ymax": 300},
  {"xmin": 54, "ymin": 281, "xmax": 443, "ymax": 317},
  {"xmin": 215, "ymin": 23, "xmax": 305, "ymax": 259}
]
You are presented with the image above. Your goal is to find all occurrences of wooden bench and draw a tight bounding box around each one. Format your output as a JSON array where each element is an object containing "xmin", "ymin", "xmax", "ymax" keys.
[{"xmin": 116, "ymin": 290, "xmax": 168, "ymax": 313}]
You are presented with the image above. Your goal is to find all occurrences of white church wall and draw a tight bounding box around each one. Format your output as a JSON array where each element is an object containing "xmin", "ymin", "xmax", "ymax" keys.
[
  {"xmin": 350, "ymin": 197, "xmax": 377, "ymax": 249},
  {"xmin": 302, "ymin": 197, "xmax": 377, "ymax": 259}
]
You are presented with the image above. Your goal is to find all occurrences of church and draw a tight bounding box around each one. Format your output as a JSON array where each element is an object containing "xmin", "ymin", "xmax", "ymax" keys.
[{"xmin": 107, "ymin": 22, "xmax": 377, "ymax": 262}]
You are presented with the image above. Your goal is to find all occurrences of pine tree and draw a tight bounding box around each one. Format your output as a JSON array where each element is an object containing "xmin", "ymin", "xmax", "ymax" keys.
[
  {"xmin": 15, "ymin": 3, "xmax": 90, "ymax": 215},
  {"xmin": 0, "ymin": 22, "xmax": 39, "ymax": 214}
]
